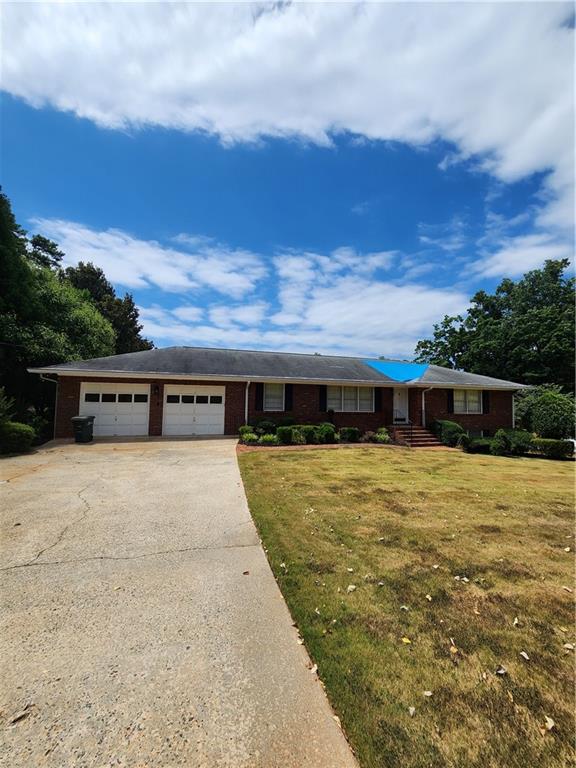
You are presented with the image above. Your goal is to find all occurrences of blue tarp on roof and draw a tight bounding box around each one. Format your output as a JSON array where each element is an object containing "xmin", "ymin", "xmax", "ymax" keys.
[{"xmin": 364, "ymin": 360, "xmax": 429, "ymax": 382}]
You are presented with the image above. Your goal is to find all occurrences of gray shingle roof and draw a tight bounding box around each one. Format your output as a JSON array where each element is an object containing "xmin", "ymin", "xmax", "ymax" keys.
[{"xmin": 29, "ymin": 346, "xmax": 527, "ymax": 389}]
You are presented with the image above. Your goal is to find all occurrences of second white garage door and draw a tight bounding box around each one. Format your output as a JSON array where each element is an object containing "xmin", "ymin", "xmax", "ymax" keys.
[{"xmin": 162, "ymin": 385, "xmax": 225, "ymax": 436}]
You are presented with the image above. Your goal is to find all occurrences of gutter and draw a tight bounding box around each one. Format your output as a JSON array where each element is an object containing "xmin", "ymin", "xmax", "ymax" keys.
[
  {"xmin": 421, "ymin": 386, "xmax": 434, "ymax": 428},
  {"xmin": 40, "ymin": 374, "xmax": 59, "ymax": 440},
  {"xmin": 245, "ymin": 381, "xmax": 251, "ymax": 426}
]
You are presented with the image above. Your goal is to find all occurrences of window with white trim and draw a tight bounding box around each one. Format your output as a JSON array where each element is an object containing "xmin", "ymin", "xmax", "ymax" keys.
[
  {"xmin": 263, "ymin": 383, "xmax": 285, "ymax": 411},
  {"xmin": 327, "ymin": 386, "xmax": 374, "ymax": 412},
  {"xmin": 454, "ymin": 389, "xmax": 482, "ymax": 414}
]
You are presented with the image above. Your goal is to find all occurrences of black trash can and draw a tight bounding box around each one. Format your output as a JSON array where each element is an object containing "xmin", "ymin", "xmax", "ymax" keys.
[{"xmin": 71, "ymin": 415, "xmax": 95, "ymax": 443}]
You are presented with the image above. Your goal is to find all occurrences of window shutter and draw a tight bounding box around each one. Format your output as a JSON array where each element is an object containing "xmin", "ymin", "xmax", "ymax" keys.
[
  {"xmin": 284, "ymin": 384, "xmax": 293, "ymax": 411},
  {"xmin": 447, "ymin": 390, "xmax": 454, "ymax": 414},
  {"xmin": 482, "ymin": 390, "xmax": 490, "ymax": 414},
  {"xmin": 374, "ymin": 388, "xmax": 382, "ymax": 412},
  {"xmin": 319, "ymin": 385, "xmax": 327, "ymax": 412},
  {"xmin": 255, "ymin": 383, "xmax": 264, "ymax": 411}
]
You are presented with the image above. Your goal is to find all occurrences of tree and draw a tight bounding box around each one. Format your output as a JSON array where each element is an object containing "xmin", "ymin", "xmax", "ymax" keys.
[
  {"xmin": 0, "ymin": 191, "xmax": 116, "ymax": 435},
  {"xmin": 531, "ymin": 391, "xmax": 575, "ymax": 439},
  {"xmin": 28, "ymin": 235, "xmax": 64, "ymax": 269},
  {"xmin": 64, "ymin": 262, "xmax": 153, "ymax": 354},
  {"xmin": 414, "ymin": 260, "xmax": 575, "ymax": 391}
]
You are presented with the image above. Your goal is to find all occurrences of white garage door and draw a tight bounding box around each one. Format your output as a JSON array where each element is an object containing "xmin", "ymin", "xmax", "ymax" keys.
[
  {"xmin": 79, "ymin": 382, "xmax": 150, "ymax": 437},
  {"xmin": 163, "ymin": 384, "xmax": 225, "ymax": 436}
]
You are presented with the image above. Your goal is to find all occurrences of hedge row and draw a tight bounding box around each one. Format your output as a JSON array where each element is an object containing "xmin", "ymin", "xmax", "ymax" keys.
[
  {"xmin": 239, "ymin": 422, "xmax": 391, "ymax": 447},
  {"xmin": 458, "ymin": 428, "xmax": 573, "ymax": 460}
]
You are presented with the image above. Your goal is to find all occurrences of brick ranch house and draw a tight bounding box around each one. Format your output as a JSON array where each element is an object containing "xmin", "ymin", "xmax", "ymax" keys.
[{"xmin": 29, "ymin": 346, "xmax": 526, "ymax": 443}]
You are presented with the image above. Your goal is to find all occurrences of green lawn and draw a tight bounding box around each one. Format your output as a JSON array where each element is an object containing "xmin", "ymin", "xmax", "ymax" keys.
[{"xmin": 239, "ymin": 446, "xmax": 575, "ymax": 768}]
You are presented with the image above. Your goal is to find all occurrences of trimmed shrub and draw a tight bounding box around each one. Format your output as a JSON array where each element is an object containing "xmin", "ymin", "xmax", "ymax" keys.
[
  {"xmin": 254, "ymin": 420, "xmax": 277, "ymax": 435},
  {"xmin": 504, "ymin": 429, "xmax": 533, "ymax": 456},
  {"xmin": 240, "ymin": 431, "xmax": 259, "ymax": 445},
  {"xmin": 531, "ymin": 392, "xmax": 575, "ymax": 439},
  {"xmin": 258, "ymin": 433, "xmax": 280, "ymax": 446},
  {"xmin": 238, "ymin": 425, "xmax": 254, "ymax": 437},
  {"xmin": 317, "ymin": 423, "xmax": 337, "ymax": 444},
  {"xmin": 372, "ymin": 431, "xmax": 391, "ymax": 444},
  {"xmin": 0, "ymin": 421, "xmax": 35, "ymax": 454},
  {"xmin": 434, "ymin": 420, "xmax": 465, "ymax": 447},
  {"xmin": 490, "ymin": 429, "xmax": 534, "ymax": 457},
  {"xmin": 290, "ymin": 428, "xmax": 306, "ymax": 445},
  {"xmin": 490, "ymin": 429, "xmax": 510, "ymax": 456},
  {"xmin": 361, "ymin": 431, "xmax": 376, "ymax": 443},
  {"xmin": 340, "ymin": 426, "xmax": 361, "ymax": 443},
  {"xmin": 298, "ymin": 425, "xmax": 320, "ymax": 444},
  {"xmin": 468, "ymin": 437, "xmax": 494, "ymax": 454},
  {"xmin": 531, "ymin": 438, "xmax": 574, "ymax": 460},
  {"xmin": 276, "ymin": 426, "xmax": 294, "ymax": 445}
]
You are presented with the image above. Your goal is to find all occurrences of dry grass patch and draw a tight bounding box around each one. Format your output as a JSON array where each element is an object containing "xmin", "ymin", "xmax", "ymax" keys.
[{"xmin": 239, "ymin": 446, "xmax": 575, "ymax": 768}]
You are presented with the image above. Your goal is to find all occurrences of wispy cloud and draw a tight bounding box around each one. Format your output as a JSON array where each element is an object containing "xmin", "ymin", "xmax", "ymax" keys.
[
  {"xmin": 4, "ymin": 3, "xmax": 573, "ymax": 232},
  {"xmin": 31, "ymin": 218, "xmax": 267, "ymax": 299}
]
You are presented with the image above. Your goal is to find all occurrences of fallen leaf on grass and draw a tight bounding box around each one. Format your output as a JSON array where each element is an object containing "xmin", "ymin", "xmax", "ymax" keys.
[
  {"xmin": 310, "ymin": 664, "xmax": 318, "ymax": 675},
  {"xmin": 346, "ymin": 584, "xmax": 356, "ymax": 594},
  {"xmin": 400, "ymin": 605, "xmax": 409, "ymax": 611},
  {"xmin": 562, "ymin": 586, "xmax": 573, "ymax": 593},
  {"xmin": 408, "ymin": 706, "xmax": 416, "ymax": 717},
  {"xmin": 495, "ymin": 665, "xmax": 508, "ymax": 676},
  {"xmin": 425, "ymin": 594, "xmax": 432, "ymax": 602},
  {"xmin": 423, "ymin": 691, "xmax": 433, "ymax": 697},
  {"xmin": 242, "ymin": 571, "xmax": 250, "ymax": 576},
  {"xmin": 402, "ymin": 637, "xmax": 412, "ymax": 644},
  {"xmin": 520, "ymin": 651, "xmax": 530, "ymax": 661},
  {"xmin": 544, "ymin": 716, "xmax": 555, "ymax": 731},
  {"xmin": 513, "ymin": 617, "xmax": 520, "ymax": 627},
  {"xmin": 562, "ymin": 643, "xmax": 575, "ymax": 651}
]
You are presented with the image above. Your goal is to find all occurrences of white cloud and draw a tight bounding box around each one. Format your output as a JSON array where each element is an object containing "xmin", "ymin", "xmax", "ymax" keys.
[
  {"xmin": 3, "ymin": 3, "xmax": 573, "ymax": 232},
  {"xmin": 473, "ymin": 234, "xmax": 572, "ymax": 278},
  {"xmin": 31, "ymin": 218, "xmax": 266, "ymax": 298},
  {"xmin": 136, "ymin": 245, "xmax": 468, "ymax": 358}
]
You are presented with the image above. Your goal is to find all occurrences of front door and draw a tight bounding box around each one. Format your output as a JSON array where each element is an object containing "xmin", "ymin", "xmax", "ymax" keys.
[{"xmin": 393, "ymin": 388, "xmax": 409, "ymax": 423}]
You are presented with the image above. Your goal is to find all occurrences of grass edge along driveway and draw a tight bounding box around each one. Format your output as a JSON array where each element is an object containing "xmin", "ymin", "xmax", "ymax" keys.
[{"xmin": 239, "ymin": 446, "xmax": 575, "ymax": 768}]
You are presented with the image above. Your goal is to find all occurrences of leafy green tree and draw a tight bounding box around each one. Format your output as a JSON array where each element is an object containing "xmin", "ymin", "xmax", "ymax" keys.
[
  {"xmin": 415, "ymin": 260, "xmax": 575, "ymax": 391},
  {"xmin": 0, "ymin": 191, "xmax": 116, "ymax": 431},
  {"xmin": 64, "ymin": 262, "xmax": 153, "ymax": 354},
  {"xmin": 531, "ymin": 391, "xmax": 575, "ymax": 439}
]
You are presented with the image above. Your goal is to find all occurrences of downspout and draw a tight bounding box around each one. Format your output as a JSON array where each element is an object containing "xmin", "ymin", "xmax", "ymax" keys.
[
  {"xmin": 421, "ymin": 387, "xmax": 434, "ymax": 428},
  {"xmin": 40, "ymin": 374, "xmax": 59, "ymax": 440},
  {"xmin": 512, "ymin": 391, "xmax": 515, "ymax": 429},
  {"xmin": 244, "ymin": 381, "xmax": 251, "ymax": 426}
]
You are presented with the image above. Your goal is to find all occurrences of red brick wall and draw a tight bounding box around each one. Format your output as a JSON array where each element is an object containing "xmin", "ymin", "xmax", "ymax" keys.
[
  {"xmin": 421, "ymin": 388, "xmax": 513, "ymax": 434},
  {"xmin": 248, "ymin": 384, "xmax": 394, "ymax": 432},
  {"xmin": 54, "ymin": 377, "xmax": 514, "ymax": 438},
  {"xmin": 54, "ymin": 376, "xmax": 247, "ymax": 438}
]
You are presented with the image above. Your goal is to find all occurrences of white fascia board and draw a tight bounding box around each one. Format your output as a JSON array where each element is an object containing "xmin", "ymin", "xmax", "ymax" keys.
[{"xmin": 27, "ymin": 368, "xmax": 523, "ymax": 390}]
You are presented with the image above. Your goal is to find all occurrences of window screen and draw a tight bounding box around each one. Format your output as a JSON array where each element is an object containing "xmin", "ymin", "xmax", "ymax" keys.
[{"xmin": 263, "ymin": 383, "xmax": 284, "ymax": 411}]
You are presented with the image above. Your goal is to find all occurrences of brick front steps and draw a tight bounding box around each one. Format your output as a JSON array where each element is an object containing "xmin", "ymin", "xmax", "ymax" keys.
[{"xmin": 389, "ymin": 425, "xmax": 444, "ymax": 448}]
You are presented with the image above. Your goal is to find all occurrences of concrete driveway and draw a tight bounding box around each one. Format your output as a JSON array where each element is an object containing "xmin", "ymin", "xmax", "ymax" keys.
[{"xmin": 0, "ymin": 439, "xmax": 357, "ymax": 768}]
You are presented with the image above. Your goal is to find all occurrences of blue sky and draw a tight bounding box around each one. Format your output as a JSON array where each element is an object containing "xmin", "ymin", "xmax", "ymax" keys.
[{"xmin": 2, "ymin": 3, "xmax": 573, "ymax": 358}]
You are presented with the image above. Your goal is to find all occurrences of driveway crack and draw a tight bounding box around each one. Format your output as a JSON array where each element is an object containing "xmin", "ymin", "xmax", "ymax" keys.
[
  {"xmin": 10, "ymin": 478, "xmax": 99, "ymax": 569},
  {"xmin": 0, "ymin": 542, "xmax": 261, "ymax": 571}
]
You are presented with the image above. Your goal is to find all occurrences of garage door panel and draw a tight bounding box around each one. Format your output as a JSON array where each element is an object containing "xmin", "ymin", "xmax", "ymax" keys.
[
  {"xmin": 79, "ymin": 383, "xmax": 150, "ymax": 437},
  {"xmin": 162, "ymin": 385, "xmax": 225, "ymax": 436}
]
